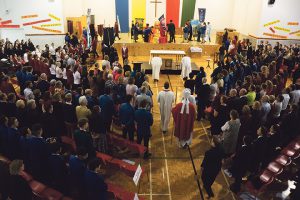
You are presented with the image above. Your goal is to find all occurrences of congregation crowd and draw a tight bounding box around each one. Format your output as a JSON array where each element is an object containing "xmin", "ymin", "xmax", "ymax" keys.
[{"xmin": 0, "ymin": 33, "xmax": 300, "ymax": 200}]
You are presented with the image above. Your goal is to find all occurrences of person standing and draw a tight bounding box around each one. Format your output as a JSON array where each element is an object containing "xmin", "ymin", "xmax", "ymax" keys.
[
  {"xmin": 151, "ymin": 56, "xmax": 162, "ymax": 82},
  {"xmin": 206, "ymin": 22, "xmax": 212, "ymax": 43},
  {"xmin": 196, "ymin": 78, "xmax": 210, "ymax": 121},
  {"xmin": 158, "ymin": 82, "xmax": 175, "ymax": 134},
  {"xmin": 121, "ymin": 44, "xmax": 128, "ymax": 65},
  {"xmin": 135, "ymin": 100, "xmax": 153, "ymax": 159},
  {"xmin": 114, "ymin": 21, "xmax": 121, "ymax": 41},
  {"xmin": 131, "ymin": 21, "xmax": 135, "ymax": 39},
  {"xmin": 134, "ymin": 22, "xmax": 139, "ymax": 42},
  {"xmin": 198, "ymin": 138, "xmax": 224, "ymax": 198},
  {"xmin": 99, "ymin": 87, "xmax": 115, "ymax": 132},
  {"xmin": 188, "ymin": 20, "xmax": 193, "ymax": 41},
  {"xmin": 172, "ymin": 89, "xmax": 196, "ymax": 147},
  {"xmin": 181, "ymin": 56, "xmax": 192, "ymax": 80},
  {"xmin": 119, "ymin": 95, "xmax": 135, "ymax": 141},
  {"xmin": 168, "ymin": 20, "xmax": 176, "ymax": 43}
]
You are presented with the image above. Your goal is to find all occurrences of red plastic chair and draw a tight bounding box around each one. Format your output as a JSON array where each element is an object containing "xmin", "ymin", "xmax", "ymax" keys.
[
  {"xmin": 61, "ymin": 197, "xmax": 73, "ymax": 200},
  {"xmin": 275, "ymin": 154, "xmax": 292, "ymax": 166},
  {"xmin": 259, "ymin": 170, "xmax": 275, "ymax": 186},
  {"xmin": 281, "ymin": 147, "xmax": 296, "ymax": 157},
  {"xmin": 29, "ymin": 181, "xmax": 47, "ymax": 197},
  {"xmin": 40, "ymin": 188, "xmax": 63, "ymax": 200},
  {"xmin": 267, "ymin": 162, "xmax": 283, "ymax": 175},
  {"xmin": 96, "ymin": 152, "xmax": 113, "ymax": 165},
  {"xmin": 19, "ymin": 171, "xmax": 33, "ymax": 182}
]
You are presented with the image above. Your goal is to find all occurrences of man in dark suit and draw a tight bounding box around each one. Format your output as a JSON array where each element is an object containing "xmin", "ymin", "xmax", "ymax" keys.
[
  {"xmin": 135, "ymin": 99, "xmax": 153, "ymax": 159},
  {"xmin": 36, "ymin": 73, "xmax": 50, "ymax": 96},
  {"xmin": 119, "ymin": 95, "xmax": 135, "ymax": 141},
  {"xmin": 4, "ymin": 117, "xmax": 21, "ymax": 160},
  {"xmin": 226, "ymin": 89, "xmax": 239, "ymax": 112},
  {"xmin": 63, "ymin": 93, "xmax": 77, "ymax": 124},
  {"xmin": 168, "ymin": 20, "xmax": 176, "ymax": 43},
  {"xmin": 26, "ymin": 123, "xmax": 50, "ymax": 182},
  {"xmin": 74, "ymin": 118, "xmax": 95, "ymax": 158},
  {"xmin": 196, "ymin": 77, "xmax": 210, "ymax": 121},
  {"xmin": 250, "ymin": 126, "xmax": 268, "ymax": 174},
  {"xmin": 236, "ymin": 89, "xmax": 248, "ymax": 114},
  {"xmin": 99, "ymin": 87, "xmax": 115, "ymax": 132},
  {"xmin": 48, "ymin": 143, "xmax": 69, "ymax": 194},
  {"xmin": 69, "ymin": 147, "xmax": 88, "ymax": 200},
  {"xmin": 121, "ymin": 44, "xmax": 128, "ymax": 64},
  {"xmin": 228, "ymin": 136, "xmax": 252, "ymax": 193},
  {"xmin": 84, "ymin": 158, "xmax": 108, "ymax": 200},
  {"xmin": 198, "ymin": 138, "xmax": 224, "ymax": 198}
]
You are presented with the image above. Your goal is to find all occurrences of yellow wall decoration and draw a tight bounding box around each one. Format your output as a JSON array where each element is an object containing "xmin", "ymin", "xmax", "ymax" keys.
[
  {"xmin": 32, "ymin": 26, "xmax": 62, "ymax": 33},
  {"xmin": 290, "ymin": 30, "xmax": 300, "ymax": 35},
  {"xmin": 21, "ymin": 15, "xmax": 38, "ymax": 19},
  {"xmin": 288, "ymin": 22, "xmax": 299, "ymax": 26},
  {"xmin": 263, "ymin": 32, "xmax": 287, "ymax": 39},
  {"xmin": 264, "ymin": 20, "xmax": 280, "ymax": 27},
  {"xmin": 41, "ymin": 23, "xmax": 62, "ymax": 27},
  {"xmin": 274, "ymin": 26, "xmax": 290, "ymax": 32},
  {"xmin": 49, "ymin": 14, "xmax": 61, "ymax": 21}
]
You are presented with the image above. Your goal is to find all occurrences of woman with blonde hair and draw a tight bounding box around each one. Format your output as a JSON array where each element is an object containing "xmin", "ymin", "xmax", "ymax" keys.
[{"xmin": 9, "ymin": 160, "xmax": 32, "ymax": 200}]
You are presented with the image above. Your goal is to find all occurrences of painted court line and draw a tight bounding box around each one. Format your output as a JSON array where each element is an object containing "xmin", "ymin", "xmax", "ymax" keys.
[
  {"xmin": 200, "ymin": 121, "xmax": 237, "ymax": 200},
  {"xmin": 149, "ymin": 140, "xmax": 153, "ymax": 200},
  {"xmin": 162, "ymin": 132, "xmax": 172, "ymax": 200}
]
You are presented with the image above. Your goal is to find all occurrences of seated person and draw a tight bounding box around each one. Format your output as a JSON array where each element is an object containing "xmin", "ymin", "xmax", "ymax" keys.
[
  {"xmin": 8, "ymin": 160, "xmax": 32, "ymax": 200},
  {"xmin": 84, "ymin": 158, "xmax": 108, "ymax": 200}
]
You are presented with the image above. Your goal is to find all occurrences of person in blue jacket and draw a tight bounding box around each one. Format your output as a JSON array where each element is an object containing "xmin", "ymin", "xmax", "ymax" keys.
[
  {"xmin": 99, "ymin": 87, "xmax": 115, "ymax": 132},
  {"xmin": 5, "ymin": 117, "xmax": 21, "ymax": 160},
  {"xmin": 25, "ymin": 123, "xmax": 50, "ymax": 183},
  {"xmin": 69, "ymin": 147, "xmax": 88, "ymax": 200},
  {"xmin": 119, "ymin": 95, "xmax": 135, "ymax": 141},
  {"xmin": 134, "ymin": 99, "xmax": 153, "ymax": 159},
  {"xmin": 84, "ymin": 158, "xmax": 108, "ymax": 200}
]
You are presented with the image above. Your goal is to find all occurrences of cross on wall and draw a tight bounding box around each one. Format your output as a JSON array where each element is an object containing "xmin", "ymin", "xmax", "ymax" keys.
[{"xmin": 150, "ymin": 0, "xmax": 162, "ymax": 17}]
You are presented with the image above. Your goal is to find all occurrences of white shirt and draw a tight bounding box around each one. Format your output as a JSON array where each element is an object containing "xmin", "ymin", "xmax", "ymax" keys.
[
  {"xmin": 282, "ymin": 94, "xmax": 290, "ymax": 110},
  {"xmin": 50, "ymin": 64, "xmax": 56, "ymax": 75},
  {"xmin": 56, "ymin": 67, "xmax": 63, "ymax": 79},
  {"xmin": 24, "ymin": 88, "xmax": 34, "ymax": 100},
  {"xmin": 290, "ymin": 90, "xmax": 300, "ymax": 105},
  {"xmin": 63, "ymin": 68, "xmax": 67, "ymax": 80},
  {"xmin": 23, "ymin": 53, "xmax": 28, "ymax": 63},
  {"xmin": 49, "ymin": 46, "xmax": 55, "ymax": 55},
  {"xmin": 73, "ymin": 71, "xmax": 81, "ymax": 84},
  {"xmin": 56, "ymin": 52, "xmax": 61, "ymax": 62}
]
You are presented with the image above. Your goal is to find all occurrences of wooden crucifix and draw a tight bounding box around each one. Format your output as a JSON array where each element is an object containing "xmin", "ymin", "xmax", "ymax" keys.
[{"xmin": 150, "ymin": 0, "xmax": 162, "ymax": 17}]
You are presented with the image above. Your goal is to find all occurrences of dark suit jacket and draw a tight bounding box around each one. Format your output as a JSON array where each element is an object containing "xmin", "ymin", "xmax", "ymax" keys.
[
  {"xmin": 63, "ymin": 103, "xmax": 77, "ymax": 123},
  {"xmin": 48, "ymin": 154, "xmax": 68, "ymax": 193},
  {"xmin": 197, "ymin": 84, "xmax": 211, "ymax": 105},
  {"xmin": 74, "ymin": 129, "xmax": 95, "ymax": 157},
  {"xmin": 236, "ymin": 96, "xmax": 248, "ymax": 113},
  {"xmin": 231, "ymin": 144, "xmax": 252, "ymax": 177},
  {"xmin": 9, "ymin": 175, "xmax": 33, "ymax": 200},
  {"xmin": 84, "ymin": 170, "xmax": 108, "ymax": 200}
]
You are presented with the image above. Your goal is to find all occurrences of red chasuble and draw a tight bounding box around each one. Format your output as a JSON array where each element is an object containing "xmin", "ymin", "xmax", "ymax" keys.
[{"xmin": 172, "ymin": 102, "xmax": 196, "ymax": 141}]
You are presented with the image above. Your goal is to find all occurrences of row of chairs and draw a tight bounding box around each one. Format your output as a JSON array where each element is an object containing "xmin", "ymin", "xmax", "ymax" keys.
[
  {"xmin": 245, "ymin": 136, "xmax": 300, "ymax": 196},
  {"xmin": 0, "ymin": 155, "xmax": 72, "ymax": 200},
  {"xmin": 61, "ymin": 136, "xmax": 146, "ymax": 200}
]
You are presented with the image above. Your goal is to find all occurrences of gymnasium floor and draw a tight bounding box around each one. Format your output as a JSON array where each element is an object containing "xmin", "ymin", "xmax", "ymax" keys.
[{"xmin": 106, "ymin": 73, "xmax": 236, "ymax": 200}]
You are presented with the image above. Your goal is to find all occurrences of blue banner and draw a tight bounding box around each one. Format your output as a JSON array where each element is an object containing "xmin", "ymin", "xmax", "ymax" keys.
[
  {"xmin": 115, "ymin": 0, "xmax": 129, "ymax": 33},
  {"xmin": 198, "ymin": 8, "xmax": 206, "ymax": 22}
]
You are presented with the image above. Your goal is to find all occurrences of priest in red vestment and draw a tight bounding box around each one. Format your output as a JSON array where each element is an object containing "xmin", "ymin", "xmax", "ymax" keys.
[{"xmin": 172, "ymin": 89, "xmax": 196, "ymax": 148}]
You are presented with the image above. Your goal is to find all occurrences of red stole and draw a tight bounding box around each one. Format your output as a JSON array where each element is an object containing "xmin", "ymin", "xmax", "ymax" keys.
[{"xmin": 172, "ymin": 102, "xmax": 196, "ymax": 141}]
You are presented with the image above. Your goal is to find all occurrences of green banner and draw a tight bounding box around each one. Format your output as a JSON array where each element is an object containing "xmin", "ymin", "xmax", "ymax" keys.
[{"xmin": 180, "ymin": 0, "xmax": 196, "ymax": 27}]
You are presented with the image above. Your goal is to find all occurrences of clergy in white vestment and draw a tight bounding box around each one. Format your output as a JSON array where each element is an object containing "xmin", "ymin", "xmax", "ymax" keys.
[
  {"xmin": 151, "ymin": 56, "xmax": 162, "ymax": 82},
  {"xmin": 157, "ymin": 82, "xmax": 175, "ymax": 133},
  {"xmin": 181, "ymin": 56, "xmax": 192, "ymax": 80}
]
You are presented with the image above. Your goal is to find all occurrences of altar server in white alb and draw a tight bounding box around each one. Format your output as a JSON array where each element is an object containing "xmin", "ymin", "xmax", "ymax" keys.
[
  {"xmin": 157, "ymin": 82, "xmax": 175, "ymax": 134},
  {"xmin": 151, "ymin": 56, "xmax": 162, "ymax": 82},
  {"xmin": 181, "ymin": 56, "xmax": 192, "ymax": 80}
]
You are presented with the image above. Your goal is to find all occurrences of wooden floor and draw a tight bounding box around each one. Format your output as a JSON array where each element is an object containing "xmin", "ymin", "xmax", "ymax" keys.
[{"xmin": 106, "ymin": 74, "xmax": 236, "ymax": 200}]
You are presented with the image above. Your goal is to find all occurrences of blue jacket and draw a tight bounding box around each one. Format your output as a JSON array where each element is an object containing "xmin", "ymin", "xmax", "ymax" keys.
[
  {"xmin": 134, "ymin": 109, "xmax": 153, "ymax": 136},
  {"xmin": 5, "ymin": 128, "xmax": 21, "ymax": 160},
  {"xmin": 99, "ymin": 94, "xmax": 115, "ymax": 120},
  {"xmin": 69, "ymin": 155, "xmax": 86, "ymax": 186},
  {"xmin": 84, "ymin": 170, "xmax": 108, "ymax": 200},
  {"xmin": 119, "ymin": 103, "xmax": 135, "ymax": 126}
]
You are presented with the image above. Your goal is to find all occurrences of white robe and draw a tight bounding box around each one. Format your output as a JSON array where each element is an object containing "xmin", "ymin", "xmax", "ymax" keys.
[
  {"xmin": 158, "ymin": 90, "xmax": 175, "ymax": 131},
  {"xmin": 181, "ymin": 56, "xmax": 192, "ymax": 79},
  {"xmin": 151, "ymin": 57, "xmax": 162, "ymax": 80}
]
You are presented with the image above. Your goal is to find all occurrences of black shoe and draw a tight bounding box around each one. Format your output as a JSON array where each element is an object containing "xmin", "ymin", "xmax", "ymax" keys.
[
  {"xmin": 163, "ymin": 131, "xmax": 167, "ymax": 134},
  {"xmin": 143, "ymin": 152, "xmax": 152, "ymax": 159}
]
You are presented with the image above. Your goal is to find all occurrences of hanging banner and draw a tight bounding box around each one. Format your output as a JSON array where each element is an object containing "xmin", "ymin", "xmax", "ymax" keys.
[
  {"xmin": 181, "ymin": 0, "xmax": 196, "ymax": 27},
  {"xmin": 289, "ymin": 30, "xmax": 300, "ymax": 35},
  {"xmin": 115, "ymin": 0, "xmax": 129, "ymax": 33},
  {"xmin": 166, "ymin": 0, "xmax": 180, "ymax": 27},
  {"xmin": 1, "ymin": 20, "xmax": 12, "ymax": 25},
  {"xmin": 198, "ymin": 8, "xmax": 206, "ymax": 23},
  {"xmin": 263, "ymin": 32, "xmax": 287, "ymax": 39},
  {"xmin": 274, "ymin": 26, "xmax": 290, "ymax": 32}
]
